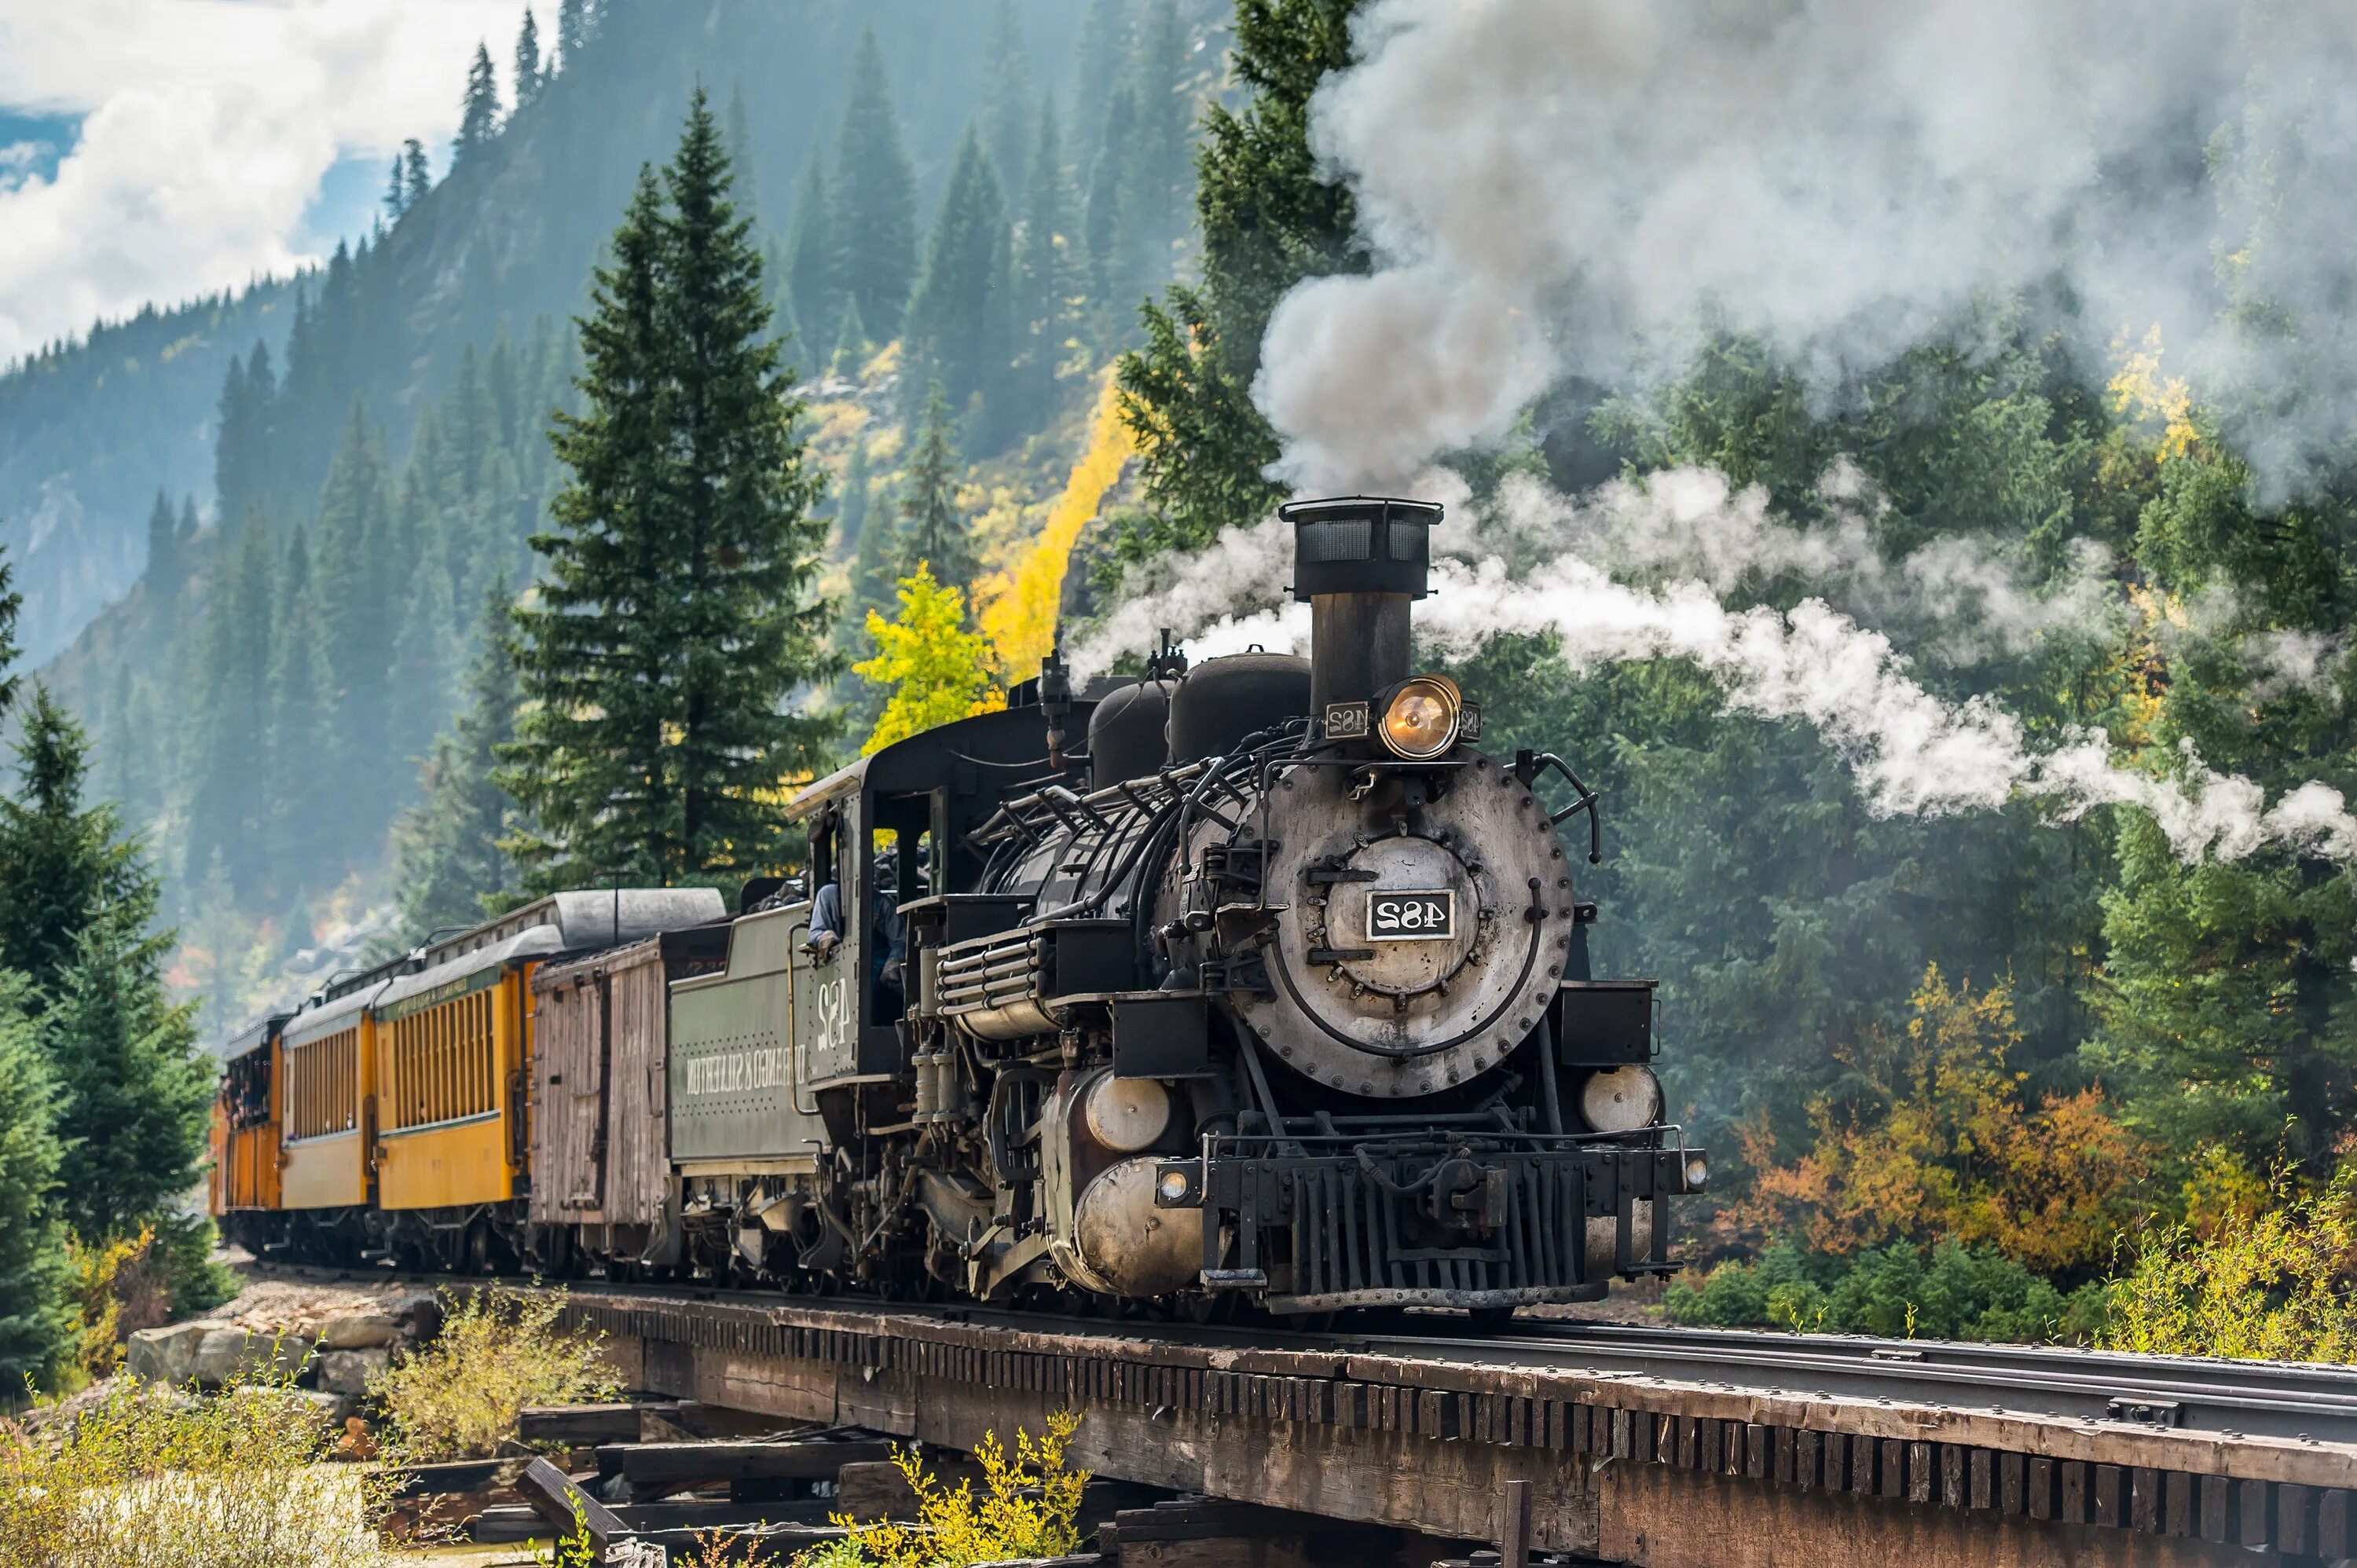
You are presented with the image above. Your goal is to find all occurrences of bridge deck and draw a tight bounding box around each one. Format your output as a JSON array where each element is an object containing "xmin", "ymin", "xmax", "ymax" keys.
[{"xmin": 555, "ymin": 1285, "xmax": 2357, "ymax": 1567}]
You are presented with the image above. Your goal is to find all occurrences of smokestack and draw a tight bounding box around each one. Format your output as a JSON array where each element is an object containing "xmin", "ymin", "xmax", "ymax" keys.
[{"xmin": 1283, "ymin": 496, "xmax": 1441, "ymax": 717}]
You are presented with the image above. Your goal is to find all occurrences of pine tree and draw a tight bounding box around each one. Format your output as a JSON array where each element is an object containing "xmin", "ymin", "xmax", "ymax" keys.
[
  {"xmin": 1116, "ymin": 0, "xmax": 1364, "ymax": 551},
  {"xmin": 898, "ymin": 383, "xmax": 977, "ymax": 592},
  {"xmin": 838, "ymin": 435, "xmax": 873, "ymax": 556},
  {"xmin": 0, "ymin": 976, "xmax": 70, "ymax": 1389},
  {"xmin": 383, "ymin": 154, "xmax": 409, "ymax": 223},
  {"xmin": 262, "ymin": 526, "xmax": 335, "ymax": 880},
  {"xmin": 391, "ymin": 580, "xmax": 524, "ymax": 938},
  {"xmin": 0, "ymin": 543, "xmax": 14, "ymax": 721},
  {"xmin": 143, "ymin": 489, "xmax": 186, "ymax": 653},
  {"xmin": 906, "ymin": 130, "xmax": 1012, "ymax": 427},
  {"xmin": 514, "ymin": 9, "xmax": 545, "ymax": 108},
  {"xmin": 1012, "ymin": 96, "xmax": 1076, "ymax": 427},
  {"xmin": 313, "ymin": 401, "xmax": 400, "ymax": 831},
  {"xmin": 854, "ymin": 564, "xmax": 1002, "ymax": 754},
  {"xmin": 185, "ymin": 519, "xmax": 274, "ymax": 898},
  {"xmin": 504, "ymin": 92, "xmax": 838, "ymax": 892},
  {"xmin": 1083, "ymin": 84, "xmax": 1137, "ymax": 304},
  {"xmin": 725, "ymin": 82, "xmax": 758, "ymax": 219},
  {"xmin": 981, "ymin": 0, "xmax": 1037, "ymax": 203},
  {"xmin": 387, "ymin": 519, "xmax": 458, "ymax": 771},
  {"xmin": 1069, "ymin": 0, "xmax": 1131, "ymax": 159},
  {"xmin": 450, "ymin": 343, "xmax": 493, "ymax": 496},
  {"xmin": 43, "ymin": 899, "xmax": 212, "ymax": 1244},
  {"xmin": 785, "ymin": 146, "xmax": 838, "ymax": 348},
  {"xmin": 848, "ymin": 489, "xmax": 902, "ymax": 636},
  {"xmin": 1120, "ymin": 0, "xmax": 1192, "ymax": 266},
  {"xmin": 557, "ymin": 0, "xmax": 596, "ymax": 65},
  {"xmin": 830, "ymin": 292, "xmax": 869, "ymax": 378},
  {"xmin": 454, "ymin": 42, "xmax": 501, "ymax": 161},
  {"xmin": 403, "ymin": 137, "xmax": 433, "ymax": 209},
  {"xmin": 0, "ymin": 698, "xmax": 215, "ymax": 1253},
  {"xmin": 832, "ymin": 28, "xmax": 919, "ymax": 340},
  {"xmin": 213, "ymin": 343, "xmax": 269, "ymax": 528},
  {"xmin": 0, "ymin": 687, "xmax": 146, "ymax": 1002}
]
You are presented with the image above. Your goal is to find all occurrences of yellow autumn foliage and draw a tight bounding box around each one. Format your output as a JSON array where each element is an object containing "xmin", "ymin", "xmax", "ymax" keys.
[
  {"xmin": 973, "ymin": 372, "xmax": 1136, "ymax": 679},
  {"xmin": 856, "ymin": 564, "xmax": 1005, "ymax": 756},
  {"xmin": 1736, "ymin": 965, "xmax": 2151, "ymax": 1275},
  {"xmin": 2107, "ymin": 323, "xmax": 2201, "ymax": 462},
  {"xmin": 797, "ymin": 1411, "xmax": 1089, "ymax": 1568}
]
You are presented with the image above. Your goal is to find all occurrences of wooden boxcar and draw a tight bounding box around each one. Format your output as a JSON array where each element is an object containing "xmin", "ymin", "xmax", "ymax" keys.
[{"xmin": 527, "ymin": 925, "xmax": 730, "ymax": 1263}]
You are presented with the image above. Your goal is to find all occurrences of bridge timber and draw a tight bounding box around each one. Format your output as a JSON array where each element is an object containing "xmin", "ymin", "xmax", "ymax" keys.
[{"xmin": 553, "ymin": 1284, "xmax": 2357, "ymax": 1566}]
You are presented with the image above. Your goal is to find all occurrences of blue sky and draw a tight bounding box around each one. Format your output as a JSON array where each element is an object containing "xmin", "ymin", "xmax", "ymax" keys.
[
  {"xmin": 0, "ymin": 110, "xmax": 78, "ymax": 189},
  {"xmin": 0, "ymin": 2, "xmax": 524, "ymax": 365}
]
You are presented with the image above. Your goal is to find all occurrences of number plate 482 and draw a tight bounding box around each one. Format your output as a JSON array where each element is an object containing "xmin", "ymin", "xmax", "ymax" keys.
[{"xmin": 1368, "ymin": 890, "xmax": 1455, "ymax": 941}]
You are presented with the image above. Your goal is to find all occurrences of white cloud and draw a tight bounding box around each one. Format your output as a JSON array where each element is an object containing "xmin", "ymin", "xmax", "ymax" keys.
[{"xmin": 0, "ymin": 0, "xmax": 528, "ymax": 364}]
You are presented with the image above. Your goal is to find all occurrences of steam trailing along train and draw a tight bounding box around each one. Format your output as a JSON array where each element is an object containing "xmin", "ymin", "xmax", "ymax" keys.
[{"xmin": 212, "ymin": 497, "xmax": 1706, "ymax": 1317}]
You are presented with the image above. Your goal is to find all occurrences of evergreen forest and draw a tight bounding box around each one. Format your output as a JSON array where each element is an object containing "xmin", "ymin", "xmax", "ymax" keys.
[{"xmin": 2, "ymin": 0, "xmax": 2355, "ymax": 1373}]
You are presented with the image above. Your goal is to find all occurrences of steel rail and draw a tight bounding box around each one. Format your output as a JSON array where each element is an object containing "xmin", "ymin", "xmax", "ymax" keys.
[{"xmin": 244, "ymin": 1262, "xmax": 2357, "ymax": 1441}]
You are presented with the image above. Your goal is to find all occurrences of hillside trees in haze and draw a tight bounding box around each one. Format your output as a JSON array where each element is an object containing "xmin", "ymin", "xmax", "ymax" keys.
[
  {"xmin": 390, "ymin": 579, "xmax": 524, "ymax": 940},
  {"xmin": 832, "ymin": 29, "xmax": 922, "ymax": 345}
]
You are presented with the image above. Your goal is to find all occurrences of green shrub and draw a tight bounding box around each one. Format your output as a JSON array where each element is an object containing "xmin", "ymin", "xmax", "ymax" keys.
[
  {"xmin": 0, "ymin": 1368, "xmax": 397, "ymax": 1566},
  {"xmin": 370, "ymin": 1285, "xmax": 618, "ymax": 1461},
  {"xmin": 1667, "ymin": 1240, "xmax": 2105, "ymax": 1343}
]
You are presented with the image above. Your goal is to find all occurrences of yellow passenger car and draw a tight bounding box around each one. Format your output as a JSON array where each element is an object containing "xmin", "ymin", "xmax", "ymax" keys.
[{"xmin": 279, "ymin": 979, "xmax": 383, "ymax": 1214}]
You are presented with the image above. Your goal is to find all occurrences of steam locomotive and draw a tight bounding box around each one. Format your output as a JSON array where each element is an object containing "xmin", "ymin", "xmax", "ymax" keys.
[{"xmin": 212, "ymin": 496, "xmax": 1706, "ymax": 1319}]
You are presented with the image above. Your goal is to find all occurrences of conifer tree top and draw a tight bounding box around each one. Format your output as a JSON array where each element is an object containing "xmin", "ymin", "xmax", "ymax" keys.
[{"xmin": 502, "ymin": 87, "xmax": 837, "ymax": 894}]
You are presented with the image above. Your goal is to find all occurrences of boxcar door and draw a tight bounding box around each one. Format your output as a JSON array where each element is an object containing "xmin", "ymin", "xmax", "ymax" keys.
[{"xmin": 570, "ymin": 973, "xmax": 610, "ymax": 1210}]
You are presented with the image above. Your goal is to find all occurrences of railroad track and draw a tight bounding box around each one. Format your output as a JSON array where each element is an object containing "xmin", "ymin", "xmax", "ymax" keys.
[{"xmin": 247, "ymin": 1261, "xmax": 2357, "ymax": 1442}]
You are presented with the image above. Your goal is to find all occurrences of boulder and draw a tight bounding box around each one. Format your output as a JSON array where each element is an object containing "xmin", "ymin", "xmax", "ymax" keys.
[
  {"xmin": 316, "ymin": 1346, "xmax": 393, "ymax": 1396},
  {"xmin": 318, "ymin": 1310, "xmax": 403, "ymax": 1350},
  {"xmin": 126, "ymin": 1321, "xmax": 218, "ymax": 1386},
  {"xmin": 396, "ymin": 1293, "xmax": 444, "ymax": 1342},
  {"xmin": 190, "ymin": 1327, "xmax": 316, "ymax": 1388},
  {"xmin": 291, "ymin": 1387, "xmax": 358, "ymax": 1427}
]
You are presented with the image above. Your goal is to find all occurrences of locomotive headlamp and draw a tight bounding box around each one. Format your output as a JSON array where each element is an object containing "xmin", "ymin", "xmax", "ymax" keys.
[
  {"xmin": 1578, "ymin": 1064, "xmax": 1664, "ymax": 1134},
  {"xmin": 1684, "ymin": 1154, "xmax": 1710, "ymax": 1192},
  {"xmin": 1379, "ymin": 675, "xmax": 1463, "ymax": 760}
]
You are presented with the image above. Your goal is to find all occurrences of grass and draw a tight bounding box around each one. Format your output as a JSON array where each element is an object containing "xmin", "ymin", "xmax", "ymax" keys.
[
  {"xmin": 371, "ymin": 1285, "xmax": 619, "ymax": 1463},
  {"xmin": 0, "ymin": 1369, "xmax": 398, "ymax": 1568}
]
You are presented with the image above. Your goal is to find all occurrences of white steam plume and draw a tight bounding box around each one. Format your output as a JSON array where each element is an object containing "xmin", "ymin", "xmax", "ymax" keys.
[
  {"xmin": 1072, "ymin": 474, "xmax": 2357, "ymax": 866},
  {"xmin": 1073, "ymin": 463, "xmax": 2121, "ymax": 673},
  {"xmin": 1259, "ymin": 0, "xmax": 2357, "ymax": 500}
]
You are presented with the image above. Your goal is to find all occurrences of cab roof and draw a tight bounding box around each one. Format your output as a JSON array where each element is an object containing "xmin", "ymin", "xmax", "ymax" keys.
[{"xmin": 784, "ymin": 704, "xmax": 1086, "ymax": 825}]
